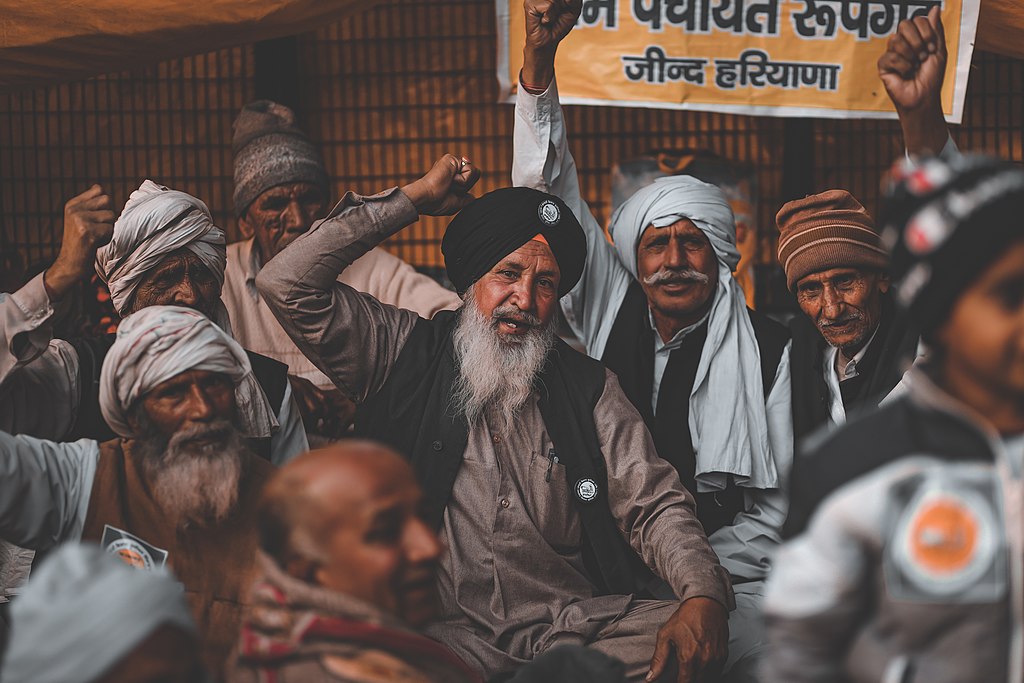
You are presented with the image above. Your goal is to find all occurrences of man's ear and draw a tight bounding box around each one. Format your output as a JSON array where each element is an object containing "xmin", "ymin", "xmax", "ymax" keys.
[
  {"xmin": 878, "ymin": 271, "xmax": 891, "ymax": 294},
  {"xmin": 127, "ymin": 401, "xmax": 148, "ymax": 434},
  {"xmin": 238, "ymin": 212, "xmax": 255, "ymax": 240}
]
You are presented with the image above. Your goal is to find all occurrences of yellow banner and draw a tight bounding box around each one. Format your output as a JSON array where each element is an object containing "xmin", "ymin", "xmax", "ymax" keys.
[{"xmin": 497, "ymin": 0, "xmax": 980, "ymax": 121}]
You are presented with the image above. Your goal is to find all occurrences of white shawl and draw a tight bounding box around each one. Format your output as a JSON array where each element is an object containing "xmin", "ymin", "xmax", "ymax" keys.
[{"xmin": 608, "ymin": 175, "xmax": 777, "ymax": 491}]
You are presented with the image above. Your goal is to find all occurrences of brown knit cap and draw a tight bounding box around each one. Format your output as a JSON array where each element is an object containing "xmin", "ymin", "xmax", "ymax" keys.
[{"xmin": 776, "ymin": 189, "xmax": 889, "ymax": 290}]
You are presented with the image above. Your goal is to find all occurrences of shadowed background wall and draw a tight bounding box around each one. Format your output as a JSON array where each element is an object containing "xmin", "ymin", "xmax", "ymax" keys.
[{"xmin": 1, "ymin": 0, "xmax": 1020, "ymax": 289}]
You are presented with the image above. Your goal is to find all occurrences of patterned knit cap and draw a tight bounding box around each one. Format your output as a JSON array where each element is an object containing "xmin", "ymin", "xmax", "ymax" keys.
[
  {"xmin": 232, "ymin": 100, "xmax": 329, "ymax": 218},
  {"xmin": 881, "ymin": 154, "xmax": 1024, "ymax": 334},
  {"xmin": 776, "ymin": 189, "xmax": 889, "ymax": 290}
]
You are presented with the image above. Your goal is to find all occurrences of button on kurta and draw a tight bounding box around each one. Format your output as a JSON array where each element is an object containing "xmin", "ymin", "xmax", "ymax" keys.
[{"xmin": 500, "ymin": 498, "xmax": 510, "ymax": 509}]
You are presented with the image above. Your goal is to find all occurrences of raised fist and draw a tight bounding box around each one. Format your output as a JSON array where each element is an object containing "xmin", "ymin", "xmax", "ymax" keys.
[
  {"xmin": 525, "ymin": 0, "xmax": 583, "ymax": 53},
  {"xmin": 878, "ymin": 6, "xmax": 947, "ymax": 113},
  {"xmin": 401, "ymin": 154, "xmax": 481, "ymax": 217},
  {"xmin": 44, "ymin": 185, "xmax": 115, "ymax": 299}
]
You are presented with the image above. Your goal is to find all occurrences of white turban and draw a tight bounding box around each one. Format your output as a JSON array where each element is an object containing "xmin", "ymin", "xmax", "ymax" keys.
[
  {"xmin": 95, "ymin": 180, "xmax": 231, "ymax": 332},
  {"xmin": 1, "ymin": 542, "xmax": 198, "ymax": 683},
  {"xmin": 99, "ymin": 305, "xmax": 276, "ymax": 440},
  {"xmin": 608, "ymin": 176, "xmax": 778, "ymax": 491}
]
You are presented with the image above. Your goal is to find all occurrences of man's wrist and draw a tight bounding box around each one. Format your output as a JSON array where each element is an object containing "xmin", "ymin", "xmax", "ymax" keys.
[
  {"xmin": 399, "ymin": 181, "xmax": 429, "ymax": 214},
  {"xmin": 41, "ymin": 264, "xmax": 79, "ymax": 301},
  {"xmin": 898, "ymin": 100, "xmax": 948, "ymax": 155},
  {"xmin": 521, "ymin": 47, "xmax": 555, "ymax": 93}
]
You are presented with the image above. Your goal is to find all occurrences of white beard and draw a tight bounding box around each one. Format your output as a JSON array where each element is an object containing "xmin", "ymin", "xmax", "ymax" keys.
[
  {"xmin": 450, "ymin": 289, "xmax": 556, "ymax": 438},
  {"xmin": 138, "ymin": 418, "xmax": 247, "ymax": 527}
]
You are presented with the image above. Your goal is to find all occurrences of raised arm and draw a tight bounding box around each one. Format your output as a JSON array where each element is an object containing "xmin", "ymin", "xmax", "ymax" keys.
[
  {"xmin": 256, "ymin": 156, "xmax": 479, "ymax": 403},
  {"xmin": 513, "ymin": 0, "xmax": 630, "ymax": 356},
  {"xmin": 879, "ymin": 7, "xmax": 958, "ymax": 158},
  {"xmin": 0, "ymin": 187, "xmax": 114, "ymax": 438}
]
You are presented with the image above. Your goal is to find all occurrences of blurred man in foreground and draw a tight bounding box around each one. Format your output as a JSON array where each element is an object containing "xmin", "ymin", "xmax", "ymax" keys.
[
  {"xmin": 230, "ymin": 441, "xmax": 480, "ymax": 683},
  {"xmin": 0, "ymin": 306, "xmax": 277, "ymax": 676},
  {"xmin": 2, "ymin": 542, "xmax": 203, "ymax": 683},
  {"xmin": 765, "ymin": 155, "xmax": 1024, "ymax": 682}
]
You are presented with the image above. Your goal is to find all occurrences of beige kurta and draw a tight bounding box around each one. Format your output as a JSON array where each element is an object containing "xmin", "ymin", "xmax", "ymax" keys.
[
  {"xmin": 255, "ymin": 188, "xmax": 733, "ymax": 681},
  {"xmin": 223, "ymin": 237, "xmax": 460, "ymax": 388}
]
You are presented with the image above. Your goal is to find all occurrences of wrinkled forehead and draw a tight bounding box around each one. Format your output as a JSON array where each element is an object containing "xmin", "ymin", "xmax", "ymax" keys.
[
  {"xmin": 637, "ymin": 218, "xmax": 712, "ymax": 251},
  {"xmin": 254, "ymin": 181, "xmax": 325, "ymax": 203},
  {"xmin": 501, "ymin": 238, "xmax": 560, "ymax": 272},
  {"xmin": 149, "ymin": 247, "xmax": 217, "ymax": 277}
]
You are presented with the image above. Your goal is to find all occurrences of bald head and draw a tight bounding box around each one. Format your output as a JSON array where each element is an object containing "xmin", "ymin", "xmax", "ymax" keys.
[{"xmin": 258, "ymin": 440, "xmax": 442, "ymax": 626}]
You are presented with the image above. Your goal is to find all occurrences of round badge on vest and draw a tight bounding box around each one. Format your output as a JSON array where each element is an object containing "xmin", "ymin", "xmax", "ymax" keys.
[
  {"xmin": 575, "ymin": 478, "xmax": 599, "ymax": 503},
  {"xmin": 538, "ymin": 200, "xmax": 561, "ymax": 227}
]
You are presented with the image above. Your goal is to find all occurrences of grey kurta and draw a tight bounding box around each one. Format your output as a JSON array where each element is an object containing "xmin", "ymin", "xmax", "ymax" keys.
[{"xmin": 255, "ymin": 188, "xmax": 733, "ymax": 680}]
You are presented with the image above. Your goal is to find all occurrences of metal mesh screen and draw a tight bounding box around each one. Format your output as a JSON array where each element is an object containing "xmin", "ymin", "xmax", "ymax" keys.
[
  {"xmin": 297, "ymin": 0, "xmax": 786, "ymax": 269},
  {"xmin": 811, "ymin": 51, "xmax": 1024, "ymax": 222},
  {"xmin": 0, "ymin": 1, "xmax": 1020, "ymax": 279},
  {"xmin": 0, "ymin": 47, "xmax": 254, "ymax": 271}
]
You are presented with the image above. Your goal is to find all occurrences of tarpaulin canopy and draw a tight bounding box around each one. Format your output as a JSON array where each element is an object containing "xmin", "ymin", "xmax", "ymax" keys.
[
  {"xmin": 0, "ymin": 0, "xmax": 1019, "ymax": 92},
  {"xmin": 0, "ymin": 0, "xmax": 381, "ymax": 91},
  {"xmin": 976, "ymin": 0, "xmax": 1024, "ymax": 60}
]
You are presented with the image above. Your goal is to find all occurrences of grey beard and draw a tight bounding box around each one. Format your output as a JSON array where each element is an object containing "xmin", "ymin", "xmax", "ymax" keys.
[
  {"xmin": 450, "ymin": 289, "xmax": 556, "ymax": 438},
  {"xmin": 136, "ymin": 418, "xmax": 248, "ymax": 527}
]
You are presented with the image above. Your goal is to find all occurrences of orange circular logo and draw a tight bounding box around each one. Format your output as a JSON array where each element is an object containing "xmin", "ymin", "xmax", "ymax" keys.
[
  {"xmin": 893, "ymin": 486, "xmax": 997, "ymax": 595},
  {"xmin": 906, "ymin": 498, "xmax": 979, "ymax": 576}
]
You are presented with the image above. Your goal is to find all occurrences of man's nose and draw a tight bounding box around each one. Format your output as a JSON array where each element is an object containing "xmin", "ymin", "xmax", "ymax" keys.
[
  {"xmin": 821, "ymin": 285, "xmax": 844, "ymax": 318},
  {"xmin": 184, "ymin": 385, "xmax": 216, "ymax": 422},
  {"xmin": 281, "ymin": 201, "xmax": 305, "ymax": 231},
  {"xmin": 508, "ymin": 280, "xmax": 536, "ymax": 313},
  {"xmin": 664, "ymin": 239, "xmax": 685, "ymax": 269},
  {"xmin": 406, "ymin": 517, "xmax": 443, "ymax": 564},
  {"xmin": 171, "ymin": 276, "xmax": 199, "ymax": 307}
]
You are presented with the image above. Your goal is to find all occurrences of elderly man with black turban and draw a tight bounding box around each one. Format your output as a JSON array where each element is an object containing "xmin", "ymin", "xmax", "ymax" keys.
[
  {"xmin": 513, "ymin": 2, "xmax": 792, "ymax": 679},
  {"xmin": 256, "ymin": 154, "xmax": 733, "ymax": 682}
]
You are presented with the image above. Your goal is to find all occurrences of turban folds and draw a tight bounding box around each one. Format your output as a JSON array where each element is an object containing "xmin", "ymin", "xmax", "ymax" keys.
[
  {"xmin": 1, "ymin": 543, "xmax": 197, "ymax": 683},
  {"xmin": 96, "ymin": 180, "xmax": 230, "ymax": 330},
  {"xmin": 442, "ymin": 187, "xmax": 586, "ymax": 297},
  {"xmin": 608, "ymin": 175, "xmax": 737, "ymax": 279},
  {"xmin": 608, "ymin": 175, "xmax": 779, "ymax": 492},
  {"xmin": 100, "ymin": 305, "xmax": 276, "ymax": 439}
]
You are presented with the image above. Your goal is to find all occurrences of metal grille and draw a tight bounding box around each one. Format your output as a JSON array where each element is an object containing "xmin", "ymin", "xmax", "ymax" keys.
[
  {"xmin": 811, "ymin": 51, "xmax": 1024, "ymax": 222},
  {"xmin": 0, "ymin": 47, "xmax": 254, "ymax": 270},
  {"xmin": 0, "ymin": 1, "xmax": 1021, "ymax": 279},
  {"xmin": 297, "ymin": 0, "xmax": 787, "ymax": 269}
]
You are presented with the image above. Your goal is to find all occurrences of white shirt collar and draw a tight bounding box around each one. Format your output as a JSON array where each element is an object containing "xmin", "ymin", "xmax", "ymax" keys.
[
  {"xmin": 649, "ymin": 307, "xmax": 712, "ymax": 354},
  {"xmin": 826, "ymin": 323, "xmax": 880, "ymax": 382}
]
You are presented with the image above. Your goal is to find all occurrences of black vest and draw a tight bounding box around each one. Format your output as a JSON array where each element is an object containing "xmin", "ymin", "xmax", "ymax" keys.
[
  {"xmin": 66, "ymin": 334, "xmax": 289, "ymax": 461},
  {"xmin": 601, "ymin": 281, "xmax": 789, "ymax": 536},
  {"xmin": 354, "ymin": 310, "xmax": 654, "ymax": 595},
  {"xmin": 788, "ymin": 293, "xmax": 919, "ymax": 444}
]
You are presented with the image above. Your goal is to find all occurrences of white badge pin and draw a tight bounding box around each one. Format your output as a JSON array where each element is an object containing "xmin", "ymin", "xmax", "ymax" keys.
[
  {"xmin": 575, "ymin": 478, "xmax": 598, "ymax": 502},
  {"xmin": 538, "ymin": 199, "xmax": 561, "ymax": 226}
]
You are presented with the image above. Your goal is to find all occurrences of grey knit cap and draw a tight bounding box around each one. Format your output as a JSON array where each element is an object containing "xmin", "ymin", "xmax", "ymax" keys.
[{"xmin": 232, "ymin": 100, "xmax": 330, "ymax": 218}]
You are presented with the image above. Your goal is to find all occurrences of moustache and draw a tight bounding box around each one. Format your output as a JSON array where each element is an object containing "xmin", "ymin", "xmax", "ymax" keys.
[
  {"xmin": 168, "ymin": 419, "xmax": 234, "ymax": 452},
  {"xmin": 818, "ymin": 312, "xmax": 865, "ymax": 329},
  {"xmin": 490, "ymin": 305, "xmax": 543, "ymax": 331},
  {"xmin": 643, "ymin": 268, "xmax": 711, "ymax": 286}
]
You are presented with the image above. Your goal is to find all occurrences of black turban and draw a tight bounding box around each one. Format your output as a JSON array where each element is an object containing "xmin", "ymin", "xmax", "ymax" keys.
[{"xmin": 442, "ymin": 187, "xmax": 586, "ymax": 297}]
